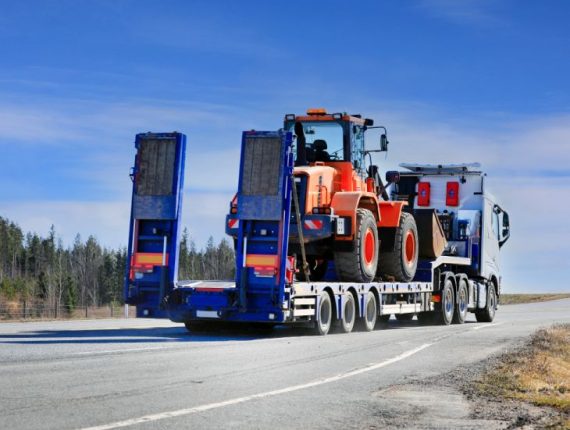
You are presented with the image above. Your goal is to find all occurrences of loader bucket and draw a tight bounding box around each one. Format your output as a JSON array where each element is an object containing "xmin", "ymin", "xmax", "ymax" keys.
[{"xmin": 414, "ymin": 209, "xmax": 447, "ymax": 258}]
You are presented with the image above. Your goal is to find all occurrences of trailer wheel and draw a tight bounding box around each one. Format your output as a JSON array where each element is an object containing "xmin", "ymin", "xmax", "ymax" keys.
[
  {"xmin": 357, "ymin": 292, "xmax": 377, "ymax": 331},
  {"xmin": 453, "ymin": 279, "xmax": 469, "ymax": 324},
  {"xmin": 377, "ymin": 212, "xmax": 418, "ymax": 282},
  {"xmin": 476, "ymin": 282, "xmax": 496, "ymax": 323},
  {"xmin": 436, "ymin": 278, "xmax": 455, "ymax": 325},
  {"xmin": 334, "ymin": 208, "xmax": 378, "ymax": 283},
  {"xmin": 338, "ymin": 293, "xmax": 356, "ymax": 333},
  {"xmin": 314, "ymin": 293, "xmax": 333, "ymax": 335}
]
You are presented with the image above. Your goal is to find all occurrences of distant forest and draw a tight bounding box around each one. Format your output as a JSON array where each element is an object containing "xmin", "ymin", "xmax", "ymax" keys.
[{"xmin": 0, "ymin": 216, "xmax": 235, "ymax": 317}]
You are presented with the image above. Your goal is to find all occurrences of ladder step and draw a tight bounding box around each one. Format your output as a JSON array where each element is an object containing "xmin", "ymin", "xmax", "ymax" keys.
[
  {"xmin": 293, "ymin": 298, "xmax": 316, "ymax": 306},
  {"xmin": 293, "ymin": 308, "xmax": 315, "ymax": 317}
]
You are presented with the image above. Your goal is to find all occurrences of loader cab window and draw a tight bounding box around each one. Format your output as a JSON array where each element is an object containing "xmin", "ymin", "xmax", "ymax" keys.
[
  {"xmin": 289, "ymin": 122, "xmax": 345, "ymax": 163},
  {"xmin": 352, "ymin": 125, "xmax": 365, "ymax": 174}
]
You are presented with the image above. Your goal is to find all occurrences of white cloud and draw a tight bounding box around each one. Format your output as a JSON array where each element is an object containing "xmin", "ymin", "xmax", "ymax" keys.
[
  {"xmin": 417, "ymin": 0, "xmax": 506, "ymax": 26},
  {"xmin": 182, "ymin": 191, "xmax": 235, "ymax": 248}
]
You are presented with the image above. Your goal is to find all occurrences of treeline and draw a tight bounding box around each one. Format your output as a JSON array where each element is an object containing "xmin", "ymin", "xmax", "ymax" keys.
[
  {"xmin": 178, "ymin": 230, "xmax": 235, "ymax": 281},
  {"xmin": 0, "ymin": 217, "xmax": 235, "ymax": 317}
]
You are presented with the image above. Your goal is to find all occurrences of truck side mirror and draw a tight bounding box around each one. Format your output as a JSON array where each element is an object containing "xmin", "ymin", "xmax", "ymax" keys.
[
  {"xmin": 380, "ymin": 134, "xmax": 389, "ymax": 152},
  {"xmin": 385, "ymin": 171, "xmax": 400, "ymax": 184}
]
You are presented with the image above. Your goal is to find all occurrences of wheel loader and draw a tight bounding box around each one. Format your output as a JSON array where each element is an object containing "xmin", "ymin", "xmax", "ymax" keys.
[{"xmin": 227, "ymin": 108, "xmax": 444, "ymax": 283}]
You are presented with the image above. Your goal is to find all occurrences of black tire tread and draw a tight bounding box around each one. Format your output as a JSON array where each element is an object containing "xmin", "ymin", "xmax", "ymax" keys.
[
  {"xmin": 334, "ymin": 208, "xmax": 377, "ymax": 282},
  {"xmin": 453, "ymin": 278, "xmax": 469, "ymax": 324},
  {"xmin": 377, "ymin": 212, "xmax": 418, "ymax": 282}
]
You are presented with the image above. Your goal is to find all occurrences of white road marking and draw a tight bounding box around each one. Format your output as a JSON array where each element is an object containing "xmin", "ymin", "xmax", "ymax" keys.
[
  {"xmin": 472, "ymin": 322, "xmax": 503, "ymax": 331},
  {"xmin": 78, "ymin": 343, "xmax": 432, "ymax": 430}
]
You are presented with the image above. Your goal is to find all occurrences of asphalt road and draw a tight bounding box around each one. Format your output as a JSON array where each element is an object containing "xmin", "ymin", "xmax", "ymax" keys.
[{"xmin": 1, "ymin": 299, "xmax": 568, "ymax": 430}]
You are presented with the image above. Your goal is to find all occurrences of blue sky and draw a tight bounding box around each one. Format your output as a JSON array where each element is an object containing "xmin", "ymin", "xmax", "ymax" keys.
[{"xmin": 0, "ymin": 0, "xmax": 568, "ymax": 292}]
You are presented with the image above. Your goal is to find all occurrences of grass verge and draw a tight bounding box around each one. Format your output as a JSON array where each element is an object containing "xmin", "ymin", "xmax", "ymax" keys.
[
  {"xmin": 477, "ymin": 324, "xmax": 570, "ymax": 428},
  {"xmin": 501, "ymin": 294, "xmax": 570, "ymax": 305}
]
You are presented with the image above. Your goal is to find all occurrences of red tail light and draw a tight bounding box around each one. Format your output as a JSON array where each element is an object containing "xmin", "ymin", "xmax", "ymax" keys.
[
  {"xmin": 417, "ymin": 182, "xmax": 431, "ymax": 206},
  {"xmin": 446, "ymin": 182, "xmax": 459, "ymax": 206}
]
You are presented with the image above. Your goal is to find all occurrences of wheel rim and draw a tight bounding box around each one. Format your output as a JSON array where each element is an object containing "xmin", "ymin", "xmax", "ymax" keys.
[
  {"xmin": 444, "ymin": 287, "xmax": 453, "ymax": 318},
  {"xmin": 366, "ymin": 295, "xmax": 376, "ymax": 325},
  {"xmin": 320, "ymin": 297, "xmax": 331, "ymax": 330},
  {"xmin": 344, "ymin": 296, "xmax": 355, "ymax": 330},
  {"xmin": 489, "ymin": 288, "xmax": 496, "ymax": 317},
  {"xmin": 459, "ymin": 286, "xmax": 467, "ymax": 313},
  {"xmin": 404, "ymin": 230, "xmax": 416, "ymax": 267},
  {"xmin": 364, "ymin": 228, "xmax": 375, "ymax": 266}
]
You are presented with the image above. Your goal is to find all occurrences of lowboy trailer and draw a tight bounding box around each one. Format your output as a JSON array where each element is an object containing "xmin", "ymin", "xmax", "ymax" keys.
[{"xmin": 162, "ymin": 123, "xmax": 510, "ymax": 334}]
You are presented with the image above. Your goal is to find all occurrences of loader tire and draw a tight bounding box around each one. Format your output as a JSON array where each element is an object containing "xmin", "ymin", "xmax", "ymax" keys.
[
  {"xmin": 334, "ymin": 208, "xmax": 378, "ymax": 283},
  {"xmin": 377, "ymin": 212, "xmax": 418, "ymax": 282}
]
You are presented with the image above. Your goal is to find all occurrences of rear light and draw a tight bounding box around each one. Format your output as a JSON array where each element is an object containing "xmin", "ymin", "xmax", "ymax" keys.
[
  {"xmin": 285, "ymin": 256, "xmax": 295, "ymax": 284},
  {"xmin": 417, "ymin": 182, "xmax": 431, "ymax": 206},
  {"xmin": 431, "ymin": 294, "xmax": 441, "ymax": 303},
  {"xmin": 312, "ymin": 207, "xmax": 332, "ymax": 215},
  {"xmin": 446, "ymin": 182, "xmax": 460, "ymax": 206}
]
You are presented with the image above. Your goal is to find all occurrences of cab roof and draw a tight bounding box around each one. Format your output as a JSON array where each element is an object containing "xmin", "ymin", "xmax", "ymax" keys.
[{"xmin": 284, "ymin": 108, "xmax": 371, "ymax": 126}]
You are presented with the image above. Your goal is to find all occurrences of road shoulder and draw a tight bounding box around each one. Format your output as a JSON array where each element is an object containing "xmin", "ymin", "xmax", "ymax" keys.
[{"xmin": 371, "ymin": 325, "xmax": 568, "ymax": 429}]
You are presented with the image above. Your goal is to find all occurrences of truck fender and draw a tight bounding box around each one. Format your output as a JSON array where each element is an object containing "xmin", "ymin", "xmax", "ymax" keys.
[
  {"xmin": 377, "ymin": 201, "xmax": 408, "ymax": 252},
  {"xmin": 330, "ymin": 192, "xmax": 380, "ymax": 237},
  {"xmin": 378, "ymin": 201, "xmax": 406, "ymax": 228}
]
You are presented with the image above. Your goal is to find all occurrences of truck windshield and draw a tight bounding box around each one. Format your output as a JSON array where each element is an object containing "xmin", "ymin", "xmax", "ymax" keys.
[{"xmin": 289, "ymin": 122, "xmax": 344, "ymax": 163}]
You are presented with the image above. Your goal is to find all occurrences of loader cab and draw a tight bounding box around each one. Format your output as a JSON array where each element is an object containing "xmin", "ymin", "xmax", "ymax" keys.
[{"xmin": 284, "ymin": 109, "xmax": 370, "ymax": 177}]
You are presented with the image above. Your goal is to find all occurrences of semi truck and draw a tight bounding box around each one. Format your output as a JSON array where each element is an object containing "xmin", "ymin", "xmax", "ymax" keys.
[{"xmin": 125, "ymin": 109, "xmax": 510, "ymax": 334}]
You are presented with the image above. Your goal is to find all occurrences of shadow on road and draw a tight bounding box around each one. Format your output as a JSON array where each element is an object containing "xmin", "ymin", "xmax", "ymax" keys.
[
  {"xmin": 0, "ymin": 324, "xmax": 314, "ymax": 345},
  {"xmin": 0, "ymin": 317, "xmax": 465, "ymax": 345}
]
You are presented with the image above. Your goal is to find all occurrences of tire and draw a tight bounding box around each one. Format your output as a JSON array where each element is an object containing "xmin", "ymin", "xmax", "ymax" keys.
[
  {"xmin": 453, "ymin": 278, "xmax": 469, "ymax": 324},
  {"xmin": 476, "ymin": 282, "xmax": 497, "ymax": 323},
  {"xmin": 334, "ymin": 208, "xmax": 378, "ymax": 283},
  {"xmin": 377, "ymin": 212, "xmax": 418, "ymax": 282},
  {"xmin": 435, "ymin": 278, "xmax": 455, "ymax": 325},
  {"xmin": 356, "ymin": 292, "xmax": 377, "ymax": 332},
  {"xmin": 395, "ymin": 313, "xmax": 414, "ymax": 321},
  {"xmin": 314, "ymin": 292, "xmax": 333, "ymax": 335},
  {"xmin": 339, "ymin": 293, "xmax": 356, "ymax": 333}
]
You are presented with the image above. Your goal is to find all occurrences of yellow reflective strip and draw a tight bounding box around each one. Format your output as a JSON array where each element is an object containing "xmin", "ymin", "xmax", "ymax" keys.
[
  {"xmin": 135, "ymin": 253, "xmax": 165, "ymax": 265},
  {"xmin": 246, "ymin": 254, "xmax": 277, "ymax": 267}
]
